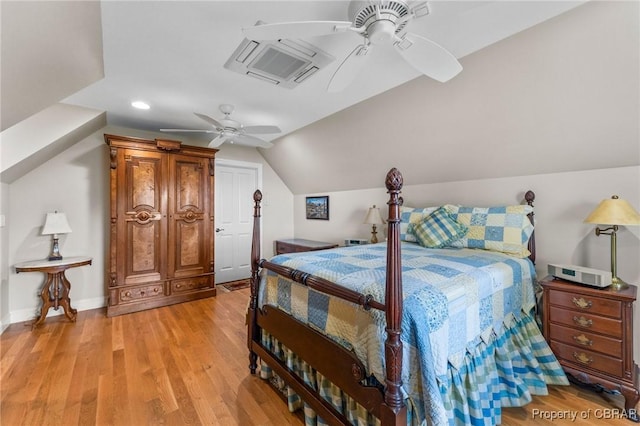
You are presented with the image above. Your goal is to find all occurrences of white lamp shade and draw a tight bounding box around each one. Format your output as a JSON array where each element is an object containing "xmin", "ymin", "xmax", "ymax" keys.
[
  {"xmin": 584, "ymin": 196, "xmax": 640, "ymax": 226},
  {"xmin": 363, "ymin": 205, "xmax": 385, "ymax": 225},
  {"xmin": 42, "ymin": 212, "xmax": 72, "ymax": 235}
]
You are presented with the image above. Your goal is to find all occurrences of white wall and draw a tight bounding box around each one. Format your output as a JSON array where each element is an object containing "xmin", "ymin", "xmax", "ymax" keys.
[
  {"xmin": 0, "ymin": 182, "xmax": 9, "ymax": 330},
  {"xmin": 293, "ymin": 166, "xmax": 640, "ymax": 360},
  {"xmin": 5, "ymin": 126, "xmax": 292, "ymax": 326},
  {"xmin": 8, "ymin": 128, "xmax": 110, "ymax": 322}
]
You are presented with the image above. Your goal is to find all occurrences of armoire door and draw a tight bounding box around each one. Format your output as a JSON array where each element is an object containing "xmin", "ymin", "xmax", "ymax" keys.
[
  {"xmin": 116, "ymin": 148, "xmax": 167, "ymax": 286},
  {"xmin": 167, "ymin": 154, "xmax": 213, "ymax": 280}
]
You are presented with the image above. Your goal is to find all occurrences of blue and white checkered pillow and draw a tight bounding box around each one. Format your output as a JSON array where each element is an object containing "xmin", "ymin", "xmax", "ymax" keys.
[
  {"xmin": 445, "ymin": 204, "xmax": 534, "ymax": 257},
  {"xmin": 411, "ymin": 206, "xmax": 468, "ymax": 249},
  {"xmin": 400, "ymin": 206, "xmax": 438, "ymax": 242}
]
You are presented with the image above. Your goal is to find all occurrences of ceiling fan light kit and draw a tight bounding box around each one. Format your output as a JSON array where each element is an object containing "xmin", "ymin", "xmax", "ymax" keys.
[
  {"xmin": 241, "ymin": 0, "xmax": 462, "ymax": 92},
  {"xmin": 350, "ymin": 0, "xmax": 412, "ymax": 36}
]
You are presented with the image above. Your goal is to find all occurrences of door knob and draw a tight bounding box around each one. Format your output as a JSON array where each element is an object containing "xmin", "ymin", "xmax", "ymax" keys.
[{"xmin": 215, "ymin": 228, "xmax": 224, "ymax": 233}]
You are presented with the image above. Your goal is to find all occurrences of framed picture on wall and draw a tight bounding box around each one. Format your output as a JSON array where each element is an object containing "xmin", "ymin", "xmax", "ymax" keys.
[{"xmin": 306, "ymin": 196, "xmax": 329, "ymax": 220}]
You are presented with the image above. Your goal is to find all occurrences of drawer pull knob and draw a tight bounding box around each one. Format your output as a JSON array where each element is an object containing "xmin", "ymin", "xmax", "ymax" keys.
[
  {"xmin": 573, "ymin": 315, "xmax": 593, "ymax": 328},
  {"xmin": 572, "ymin": 334, "xmax": 593, "ymax": 346},
  {"xmin": 572, "ymin": 297, "xmax": 592, "ymax": 309},
  {"xmin": 154, "ymin": 288, "xmax": 159, "ymax": 293},
  {"xmin": 125, "ymin": 291, "xmax": 131, "ymax": 297},
  {"xmin": 573, "ymin": 351, "xmax": 594, "ymax": 365},
  {"xmin": 176, "ymin": 284, "xmax": 182, "ymax": 289}
]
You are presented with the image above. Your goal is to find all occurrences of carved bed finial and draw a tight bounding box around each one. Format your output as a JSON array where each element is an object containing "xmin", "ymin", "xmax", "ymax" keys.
[
  {"xmin": 525, "ymin": 190, "xmax": 535, "ymax": 206},
  {"xmin": 385, "ymin": 168, "xmax": 403, "ymax": 191},
  {"xmin": 253, "ymin": 190, "xmax": 262, "ymax": 203}
]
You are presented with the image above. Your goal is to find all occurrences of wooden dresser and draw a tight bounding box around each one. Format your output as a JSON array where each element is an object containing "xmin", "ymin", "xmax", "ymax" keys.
[
  {"xmin": 275, "ymin": 239, "xmax": 338, "ymax": 255},
  {"xmin": 105, "ymin": 134, "xmax": 218, "ymax": 317},
  {"xmin": 541, "ymin": 276, "xmax": 639, "ymax": 419}
]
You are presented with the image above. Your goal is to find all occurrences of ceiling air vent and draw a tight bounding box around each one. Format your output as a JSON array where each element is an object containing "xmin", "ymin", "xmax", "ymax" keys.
[{"xmin": 224, "ymin": 24, "xmax": 334, "ymax": 89}]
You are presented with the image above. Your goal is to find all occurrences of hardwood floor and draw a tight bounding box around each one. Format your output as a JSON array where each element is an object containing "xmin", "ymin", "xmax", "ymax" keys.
[{"xmin": 1, "ymin": 288, "xmax": 636, "ymax": 425}]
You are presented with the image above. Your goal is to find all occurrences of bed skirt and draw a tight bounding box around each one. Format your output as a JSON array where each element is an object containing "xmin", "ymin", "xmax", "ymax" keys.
[{"xmin": 258, "ymin": 309, "xmax": 568, "ymax": 426}]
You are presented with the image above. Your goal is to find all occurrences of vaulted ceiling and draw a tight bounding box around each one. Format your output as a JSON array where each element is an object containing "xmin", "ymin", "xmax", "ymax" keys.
[
  {"xmin": 3, "ymin": 1, "xmax": 638, "ymax": 193},
  {"xmin": 3, "ymin": 1, "xmax": 584, "ymax": 135}
]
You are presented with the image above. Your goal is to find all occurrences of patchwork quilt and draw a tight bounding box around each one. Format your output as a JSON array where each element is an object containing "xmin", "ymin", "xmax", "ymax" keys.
[{"xmin": 258, "ymin": 242, "xmax": 538, "ymax": 423}]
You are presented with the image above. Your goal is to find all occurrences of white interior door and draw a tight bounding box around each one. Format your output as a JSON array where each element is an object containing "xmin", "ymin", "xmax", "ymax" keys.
[{"xmin": 215, "ymin": 161, "xmax": 260, "ymax": 284}]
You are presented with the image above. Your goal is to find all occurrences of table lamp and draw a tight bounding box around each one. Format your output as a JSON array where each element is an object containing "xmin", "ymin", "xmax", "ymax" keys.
[
  {"xmin": 42, "ymin": 211, "xmax": 72, "ymax": 261},
  {"xmin": 363, "ymin": 205, "xmax": 385, "ymax": 244},
  {"xmin": 584, "ymin": 195, "xmax": 640, "ymax": 291}
]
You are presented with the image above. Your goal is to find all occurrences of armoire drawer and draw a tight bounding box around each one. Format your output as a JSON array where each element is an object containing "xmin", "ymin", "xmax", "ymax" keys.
[
  {"xmin": 171, "ymin": 276, "xmax": 213, "ymax": 294},
  {"xmin": 118, "ymin": 283, "xmax": 164, "ymax": 303}
]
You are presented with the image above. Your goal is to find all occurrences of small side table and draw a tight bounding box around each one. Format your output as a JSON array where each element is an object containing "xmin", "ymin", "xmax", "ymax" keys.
[{"xmin": 15, "ymin": 256, "xmax": 92, "ymax": 329}]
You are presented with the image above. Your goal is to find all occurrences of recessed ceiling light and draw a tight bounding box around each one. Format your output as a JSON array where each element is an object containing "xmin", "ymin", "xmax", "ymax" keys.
[{"xmin": 131, "ymin": 101, "xmax": 150, "ymax": 110}]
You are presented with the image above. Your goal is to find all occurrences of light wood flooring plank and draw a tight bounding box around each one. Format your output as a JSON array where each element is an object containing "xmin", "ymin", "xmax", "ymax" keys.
[{"xmin": 1, "ymin": 288, "xmax": 637, "ymax": 425}]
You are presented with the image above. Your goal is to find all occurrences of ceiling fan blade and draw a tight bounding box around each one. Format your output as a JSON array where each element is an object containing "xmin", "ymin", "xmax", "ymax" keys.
[
  {"xmin": 327, "ymin": 44, "xmax": 372, "ymax": 93},
  {"xmin": 208, "ymin": 134, "xmax": 226, "ymax": 148},
  {"xmin": 395, "ymin": 33, "xmax": 462, "ymax": 83},
  {"xmin": 194, "ymin": 112, "xmax": 224, "ymax": 129},
  {"xmin": 243, "ymin": 21, "xmax": 353, "ymax": 41},
  {"xmin": 160, "ymin": 129, "xmax": 217, "ymax": 133},
  {"xmin": 227, "ymin": 133, "xmax": 273, "ymax": 149},
  {"xmin": 242, "ymin": 125, "xmax": 281, "ymax": 134}
]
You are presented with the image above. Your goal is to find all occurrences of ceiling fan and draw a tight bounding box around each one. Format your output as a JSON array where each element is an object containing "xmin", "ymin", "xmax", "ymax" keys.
[
  {"xmin": 242, "ymin": 0, "xmax": 462, "ymax": 92},
  {"xmin": 160, "ymin": 104, "xmax": 281, "ymax": 148}
]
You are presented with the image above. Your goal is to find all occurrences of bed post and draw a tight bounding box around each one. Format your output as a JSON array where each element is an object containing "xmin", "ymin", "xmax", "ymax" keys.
[
  {"xmin": 248, "ymin": 189, "xmax": 262, "ymax": 374},
  {"xmin": 380, "ymin": 168, "xmax": 407, "ymax": 425},
  {"xmin": 525, "ymin": 190, "xmax": 536, "ymax": 264}
]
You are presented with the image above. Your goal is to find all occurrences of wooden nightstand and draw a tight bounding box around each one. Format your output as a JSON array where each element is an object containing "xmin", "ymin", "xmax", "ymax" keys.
[
  {"xmin": 275, "ymin": 239, "xmax": 338, "ymax": 255},
  {"xmin": 541, "ymin": 276, "xmax": 639, "ymax": 420}
]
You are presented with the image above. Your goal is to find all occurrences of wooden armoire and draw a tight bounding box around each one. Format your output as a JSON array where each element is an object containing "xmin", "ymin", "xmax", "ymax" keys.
[{"xmin": 104, "ymin": 134, "xmax": 218, "ymax": 317}]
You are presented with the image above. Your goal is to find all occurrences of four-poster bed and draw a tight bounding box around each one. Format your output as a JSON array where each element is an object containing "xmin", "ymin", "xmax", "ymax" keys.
[{"xmin": 247, "ymin": 168, "xmax": 568, "ymax": 425}]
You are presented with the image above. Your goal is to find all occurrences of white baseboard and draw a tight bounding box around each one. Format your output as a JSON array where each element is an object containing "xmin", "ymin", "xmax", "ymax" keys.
[
  {"xmin": 0, "ymin": 313, "xmax": 10, "ymax": 334},
  {"xmin": 8, "ymin": 296, "xmax": 107, "ymax": 325}
]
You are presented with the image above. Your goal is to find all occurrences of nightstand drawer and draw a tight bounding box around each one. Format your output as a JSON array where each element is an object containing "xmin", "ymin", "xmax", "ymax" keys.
[
  {"xmin": 549, "ymin": 306, "xmax": 622, "ymax": 338},
  {"xmin": 549, "ymin": 290, "xmax": 622, "ymax": 318},
  {"xmin": 550, "ymin": 340, "xmax": 623, "ymax": 378},
  {"xmin": 547, "ymin": 323, "xmax": 622, "ymax": 358}
]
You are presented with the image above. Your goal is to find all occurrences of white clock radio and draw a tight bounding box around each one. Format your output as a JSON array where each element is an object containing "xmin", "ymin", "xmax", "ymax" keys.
[
  {"xmin": 547, "ymin": 264, "xmax": 612, "ymax": 288},
  {"xmin": 345, "ymin": 238, "xmax": 369, "ymax": 246}
]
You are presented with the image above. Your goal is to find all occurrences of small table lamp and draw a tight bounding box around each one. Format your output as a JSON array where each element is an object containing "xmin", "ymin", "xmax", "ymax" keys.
[
  {"xmin": 42, "ymin": 211, "xmax": 72, "ymax": 261},
  {"xmin": 584, "ymin": 195, "xmax": 640, "ymax": 291},
  {"xmin": 363, "ymin": 205, "xmax": 385, "ymax": 244}
]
